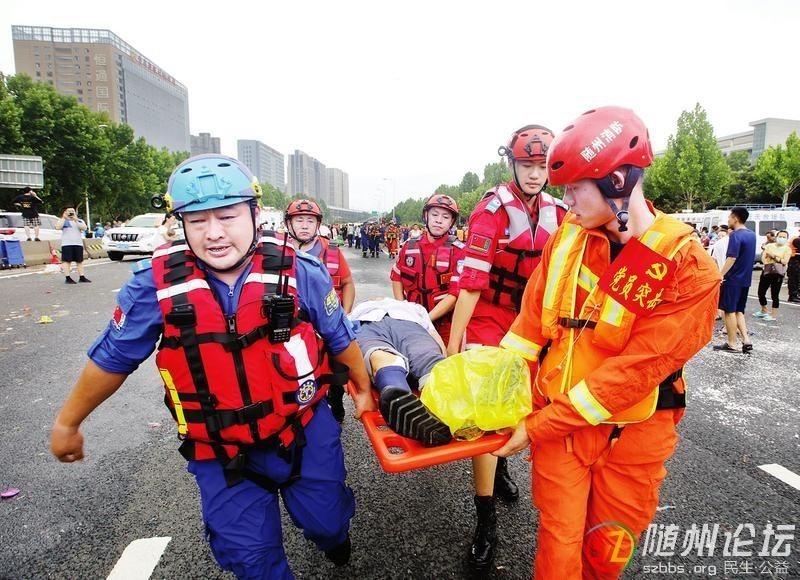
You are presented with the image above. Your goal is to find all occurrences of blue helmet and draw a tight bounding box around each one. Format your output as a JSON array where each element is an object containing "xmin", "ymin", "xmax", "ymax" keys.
[{"xmin": 167, "ymin": 154, "xmax": 262, "ymax": 214}]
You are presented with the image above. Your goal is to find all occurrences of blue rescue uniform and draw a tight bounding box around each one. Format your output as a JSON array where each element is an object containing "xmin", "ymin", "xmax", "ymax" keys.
[{"xmin": 90, "ymin": 252, "xmax": 356, "ymax": 580}]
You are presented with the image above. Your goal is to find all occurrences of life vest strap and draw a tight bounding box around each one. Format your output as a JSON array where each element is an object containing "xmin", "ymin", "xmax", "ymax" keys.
[
  {"xmin": 557, "ymin": 317, "xmax": 598, "ymax": 330},
  {"xmin": 656, "ymin": 369, "xmax": 685, "ymax": 409}
]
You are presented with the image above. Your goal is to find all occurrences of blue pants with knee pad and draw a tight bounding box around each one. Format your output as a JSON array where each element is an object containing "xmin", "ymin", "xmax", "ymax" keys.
[{"xmin": 187, "ymin": 403, "xmax": 355, "ymax": 579}]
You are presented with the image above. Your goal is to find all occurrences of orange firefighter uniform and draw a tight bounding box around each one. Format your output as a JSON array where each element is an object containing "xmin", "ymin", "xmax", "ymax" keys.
[{"xmin": 500, "ymin": 208, "xmax": 720, "ymax": 579}]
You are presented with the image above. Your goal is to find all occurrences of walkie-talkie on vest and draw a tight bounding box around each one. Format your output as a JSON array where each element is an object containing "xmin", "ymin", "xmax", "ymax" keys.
[{"xmin": 264, "ymin": 234, "xmax": 295, "ymax": 344}]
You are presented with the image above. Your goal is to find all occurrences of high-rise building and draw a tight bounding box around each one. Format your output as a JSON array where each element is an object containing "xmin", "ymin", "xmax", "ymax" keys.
[
  {"xmin": 12, "ymin": 25, "xmax": 190, "ymax": 152},
  {"xmin": 287, "ymin": 150, "xmax": 328, "ymax": 201},
  {"xmin": 237, "ymin": 140, "xmax": 285, "ymax": 191},
  {"xmin": 191, "ymin": 133, "xmax": 221, "ymax": 156},
  {"xmin": 327, "ymin": 168, "xmax": 350, "ymax": 209}
]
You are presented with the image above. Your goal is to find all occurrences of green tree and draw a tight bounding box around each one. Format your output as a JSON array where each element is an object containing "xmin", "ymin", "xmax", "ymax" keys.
[
  {"xmin": 724, "ymin": 150, "xmax": 751, "ymax": 172},
  {"xmin": 650, "ymin": 104, "xmax": 731, "ymax": 211},
  {"xmin": 754, "ymin": 132, "xmax": 800, "ymax": 206},
  {"xmin": 459, "ymin": 171, "xmax": 480, "ymax": 193},
  {"xmin": 483, "ymin": 161, "xmax": 511, "ymax": 187}
]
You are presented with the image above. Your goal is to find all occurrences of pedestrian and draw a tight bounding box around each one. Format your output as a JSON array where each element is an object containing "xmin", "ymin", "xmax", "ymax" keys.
[
  {"xmin": 385, "ymin": 221, "xmax": 400, "ymax": 258},
  {"xmin": 714, "ymin": 206, "xmax": 757, "ymax": 353},
  {"xmin": 787, "ymin": 237, "xmax": 800, "ymax": 303},
  {"xmin": 447, "ymin": 124, "xmax": 568, "ymax": 574},
  {"xmin": 50, "ymin": 155, "xmax": 376, "ymax": 579},
  {"xmin": 56, "ymin": 206, "xmax": 90, "ymax": 284},
  {"xmin": 150, "ymin": 212, "xmax": 177, "ymax": 249},
  {"xmin": 754, "ymin": 229, "xmax": 791, "ymax": 321},
  {"xmin": 495, "ymin": 106, "xmax": 721, "ymax": 579},
  {"xmin": 346, "ymin": 223, "xmax": 355, "ymax": 248},
  {"xmin": 368, "ymin": 222, "xmax": 381, "ymax": 257},
  {"xmin": 284, "ymin": 199, "xmax": 356, "ymax": 424},
  {"xmin": 390, "ymin": 194, "xmax": 464, "ymax": 345},
  {"xmin": 12, "ymin": 186, "xmax": 44, "ymax": 241},
  {"xmin": 92, "ymin": 222, "xmax": 105, "ymax": 239},
  {"xmin": 360, "ymin": 223, "xmax": 369, "ymax": 257}
]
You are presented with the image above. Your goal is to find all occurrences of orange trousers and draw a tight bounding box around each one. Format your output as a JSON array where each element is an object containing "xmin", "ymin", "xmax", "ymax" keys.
[{"xmin": 531, "ymin": 411, "xmax": 680, "ymax": 580}]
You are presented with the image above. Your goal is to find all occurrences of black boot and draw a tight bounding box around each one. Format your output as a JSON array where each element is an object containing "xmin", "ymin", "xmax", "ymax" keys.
[
  {"xmin": 379, "ymin": 387, "xmax": 451, "ymax": 446},
  {"xmin": 468, "ymin": 495, "xmax": 497, "ymax": 574},
  {"xmin": 324, "ymin": 534, "xmax": 351, "ymax": 567},
  {"xmin": 327, "ymin": 384, "xmax": 346, "ymax": 423},
  {"xmin": 493, "ymin": 456, "xmax": 519, "ymax": 502}
]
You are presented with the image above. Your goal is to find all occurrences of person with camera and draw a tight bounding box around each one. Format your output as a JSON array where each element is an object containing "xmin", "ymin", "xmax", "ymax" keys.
[
  {"xmin": 50, "ymin": 155, "xmax": 376, "ymax": 578},
  {"xmin": 56, "ymin": 206, "xmax": 90, "ymax": 284}
]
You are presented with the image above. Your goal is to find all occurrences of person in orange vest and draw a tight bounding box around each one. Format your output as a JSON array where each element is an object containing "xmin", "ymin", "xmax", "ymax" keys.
[
  {"xmin": 391, "ymin": 194, "xmax": 465, "ymax": 346},
  {"xmin": 385, "ymin": 221, "xmax": 400, "ymax": 258},
  {"xmin": 285, "ymin": 199, "xmax": 356, "ymax": 423},
  {"xmin": 446, "ymin": 124, "xmax": 568, "ymax": 573},
  {"xmin": 494, "ymin": 107, "xmax": 721, "ymax": 579}
]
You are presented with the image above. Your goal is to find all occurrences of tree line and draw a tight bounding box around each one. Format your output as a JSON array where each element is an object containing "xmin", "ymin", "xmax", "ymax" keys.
[
  {"xmin": 390, "ymin": 103, "xmax": 800, "ymax": 223},
  {"xmin": 0, "ymin": 73, "xmax": 189, "ymax": 223}
]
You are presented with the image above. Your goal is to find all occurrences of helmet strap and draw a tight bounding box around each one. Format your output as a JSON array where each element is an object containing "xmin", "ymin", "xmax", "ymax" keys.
[
  {"xmin": 510, "ymin": 161, "xmax": 545, "ymax": 200},
  {"xmin": 595, "ymin": 166, "xmax": 642, "ymax": 233}
]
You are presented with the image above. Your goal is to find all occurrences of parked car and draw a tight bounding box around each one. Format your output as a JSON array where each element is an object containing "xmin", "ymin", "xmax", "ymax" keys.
[
  {"xmin": 0, "ymin": 212, "xmax": 62, "ymax": 241},
  {"xmin": 102, "ymin": 213, "xmax": 183, "ymax": 261}
]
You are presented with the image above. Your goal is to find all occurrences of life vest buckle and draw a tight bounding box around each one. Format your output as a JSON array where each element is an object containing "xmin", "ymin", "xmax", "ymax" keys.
[{"xmin": 165, "ymin": 304, "xmax": 197, "ymax": 327}]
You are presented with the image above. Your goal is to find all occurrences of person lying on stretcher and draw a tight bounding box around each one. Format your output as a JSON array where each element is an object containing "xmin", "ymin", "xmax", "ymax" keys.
[{"xmin": 348, "ymin": 298, "xmax": 452, "ymax": 446}]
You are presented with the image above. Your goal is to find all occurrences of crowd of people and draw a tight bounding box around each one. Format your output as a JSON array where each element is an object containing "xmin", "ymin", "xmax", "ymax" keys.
[{"xmin": 48, "ymin": 107, "xmax": 788, "ymax": 579}]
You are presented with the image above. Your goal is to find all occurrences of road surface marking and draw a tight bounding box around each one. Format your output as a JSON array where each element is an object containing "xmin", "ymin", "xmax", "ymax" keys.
[
  {"xmin": 758, "ymin": 464, "xmax": 800, "ymax": 491},
  {"xmin": 107, "ymin": 536, "xmax": 171, "ymax": 580}
]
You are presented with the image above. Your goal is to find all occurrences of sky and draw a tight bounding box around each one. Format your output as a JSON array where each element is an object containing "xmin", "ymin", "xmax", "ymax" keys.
[{"xmin": 2, "ymin": 0, "xmax": 799, "ymax": 211}]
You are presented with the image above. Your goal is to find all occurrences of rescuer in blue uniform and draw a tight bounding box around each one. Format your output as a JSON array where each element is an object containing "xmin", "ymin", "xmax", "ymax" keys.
[{"xmin": 50, "ymin": 155, "xmax": 376, "ymax": 579}]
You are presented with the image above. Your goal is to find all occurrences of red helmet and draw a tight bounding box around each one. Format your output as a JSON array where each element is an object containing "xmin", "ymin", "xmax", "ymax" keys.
[
  {"xmin": 547, "ymin": 106, "xmax": 653, "ymax": 186},
  {"xmin": 423, "ymin": 194, "xmax": 459, "ymax": 219},
  {"xmin": 285, "ymin": 199, "xmax": 322, "ymax": 220},
  {"xmin": 499, "ymin": 125, "xmax": 555, "ymax": 162}
]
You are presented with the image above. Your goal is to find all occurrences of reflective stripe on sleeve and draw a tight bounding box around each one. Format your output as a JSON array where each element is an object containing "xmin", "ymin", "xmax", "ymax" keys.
[
  {"xmin": 568, "ymin": 379, "xmax": 612, "ymax": 425},
  {"xmin": 500, "ymin": 331, "xmax": 543, "ymax": 361},
  {"xmin": 463, "ymin": 256, "xmax": 492, "ymax": 273}
]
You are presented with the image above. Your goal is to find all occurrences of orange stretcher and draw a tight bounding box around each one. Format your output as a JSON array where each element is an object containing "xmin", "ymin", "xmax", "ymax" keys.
[{"xmin": 351, "ymin": 385, "xmax": 510, "ymax": 473}]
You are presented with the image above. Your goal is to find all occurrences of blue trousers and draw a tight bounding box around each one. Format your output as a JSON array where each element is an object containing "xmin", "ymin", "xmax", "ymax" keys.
[{"xmin": 188, "ymin": 404, "xmax": 355, "ymax": 579}]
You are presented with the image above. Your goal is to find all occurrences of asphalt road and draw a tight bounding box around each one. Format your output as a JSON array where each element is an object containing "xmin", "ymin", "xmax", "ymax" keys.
[{"xmin": 0, "ymin": 244, "xmax": 798, "ymax": 579}]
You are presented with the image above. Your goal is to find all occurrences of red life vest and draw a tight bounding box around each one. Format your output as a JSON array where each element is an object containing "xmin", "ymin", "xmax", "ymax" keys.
[
  {"xmin": 396, "ymin": 234, "xmax": 463, "ymax": 312},
  {"xmin": 319, "ymin": 237, "xmax": 343, "ymax": 301},
  {"xmin": 151, "ymin": 235, "xmax": 345, "ymax": 464},
  {"xmin": 482, "ymin": 184, "xmax": 566, "ymax": 311}
]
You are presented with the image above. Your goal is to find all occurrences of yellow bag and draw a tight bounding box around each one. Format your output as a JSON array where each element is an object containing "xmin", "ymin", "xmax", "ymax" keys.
[{"xmin": 420, "ymin": 346, "xmax": 532, "ymax": 438}]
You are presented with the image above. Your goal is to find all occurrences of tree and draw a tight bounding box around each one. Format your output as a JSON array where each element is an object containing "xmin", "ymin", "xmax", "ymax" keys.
[
  {"xmin": 483, "ymin": 162, "xmax": 511, "ymax": 188},
  {"xmin": 754, "ymin": 132, "xmax": 800, "ymax": 207},
  {"xmin": 459, "ymin": 171, "xmax": 480, "ymax": 193},
  {"xmin": 649, "ymin": 104, "xmax": 731, "ymax": 211}
]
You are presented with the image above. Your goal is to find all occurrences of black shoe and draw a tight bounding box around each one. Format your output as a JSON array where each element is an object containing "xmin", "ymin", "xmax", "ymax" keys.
[
  {"xmin": 65, "ymin": 276, "xmax": 77, "ymax": 284},
  {"xmin": 34, "ymin": 237, "xmax": 41, "ymax": 241},
  {"xmin": 493, "ymin": 456, "xmax": 519, "ymax": 502},
  {"xmin": 327, "ymin": 384, "xmax": 346, "ymax": 423},
  {"xmin": 324, "ymin": 535, "xmax": 351, "ymax": 567},
  {"xmin": 742, "ymin": 343, "xmax": 753, "ymax": 353},
  {"xmin": 379, "ymin": 387, "xmax": 451, "ymax": 447},
  {"xmin": 468, "ymin": 495, "xmax": 497, "ymax": 574},
  {"xmin": 712, "ymin": 342, "xmax": 739, "ymax": 353},
  {"xmin": 78, "ymin": 276, "xmax": 91, "ymax": 283}
]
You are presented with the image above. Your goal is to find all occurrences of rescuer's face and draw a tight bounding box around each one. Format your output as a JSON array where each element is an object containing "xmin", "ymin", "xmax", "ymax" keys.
[
  {"xmin": 514, "ymin": 160, "xmax": 548, "ymax": 196},
  {"xmin": 182, "ymin": 202, "xmax": 254, "ymax": 272},
  {"xmin": 562, "ymin": 180, "xmax": 616, "ymax": 230},
  {"xmin": 425, "ymin": 207, "xmax": 455, "ymax": 238},
  {"xmin": 288, "ymin": 215, "xmax": 319, "ymax": 244}
]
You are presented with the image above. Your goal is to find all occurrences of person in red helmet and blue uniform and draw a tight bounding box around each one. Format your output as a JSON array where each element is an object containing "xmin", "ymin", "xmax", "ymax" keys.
[
  {"xmin": 49, "ymin": 154, "xmax": 375, "ymax": 579},
  {"xmin": 447, "ymin": 124, "xmax": 568, "ymax": 574}
]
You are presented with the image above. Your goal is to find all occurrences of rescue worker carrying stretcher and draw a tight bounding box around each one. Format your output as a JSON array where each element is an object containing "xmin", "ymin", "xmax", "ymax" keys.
[
  {"xmin": 285, "ymin": 198, "xmax": 356, "ymax": 423},
  {"xmin": 494, "ymin": 107, "xmax": 721, "ymax": 579},
  {"xmin": 390, "ymin": 194, "xmax": 465, "ymax": 345},
  {"xmin": 446, "ymin": 124, "xmax": 568, "ymax": 574},
  {"xmin": 49, "ymin": 155, "xmax": 376, "ymax": 579}
]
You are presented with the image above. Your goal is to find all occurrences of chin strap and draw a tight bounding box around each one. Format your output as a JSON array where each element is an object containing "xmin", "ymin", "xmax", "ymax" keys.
[{"xmin": 594, "ymin": 166, "xmax": 643, "ymax": 233}]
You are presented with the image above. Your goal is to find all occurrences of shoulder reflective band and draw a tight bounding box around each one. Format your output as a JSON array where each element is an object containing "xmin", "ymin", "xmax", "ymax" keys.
[{"xmin": 159, "ymin": 368, "xmax": 188, "ymax": 437}]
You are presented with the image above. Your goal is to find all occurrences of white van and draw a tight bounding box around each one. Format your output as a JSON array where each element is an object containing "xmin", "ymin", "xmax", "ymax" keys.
[{"xmin": 707, "ymin": 207, "xmax": 800, "ymax": 262}]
